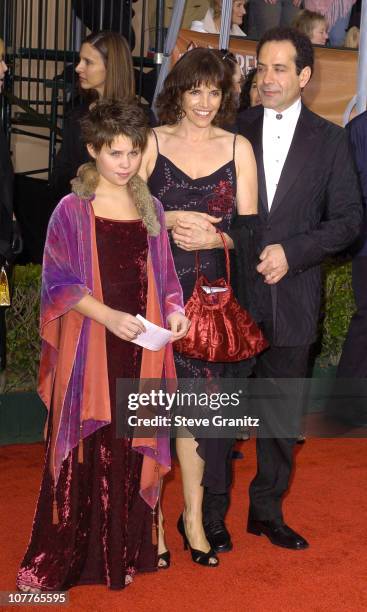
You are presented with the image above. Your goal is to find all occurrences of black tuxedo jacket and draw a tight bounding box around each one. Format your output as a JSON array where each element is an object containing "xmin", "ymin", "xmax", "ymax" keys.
[
  {"xmin": 0, "ymin": 120, "xmax": 13, "ymax": 262},
  {"xmin": 234, "ymin": 103, "xmax": 362, "ymax": 347}
]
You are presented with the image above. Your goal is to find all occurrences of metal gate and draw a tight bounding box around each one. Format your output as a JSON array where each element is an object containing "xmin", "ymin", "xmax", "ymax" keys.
[{"xmin": 0, "ymin": 0, "xmax": 165, "ymax": 179}]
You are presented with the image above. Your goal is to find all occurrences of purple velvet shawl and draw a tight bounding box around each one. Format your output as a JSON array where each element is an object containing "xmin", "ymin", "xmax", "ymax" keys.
[{"xmin": 38, "ymin": 193, "xmax": 183, "ymax": 507}]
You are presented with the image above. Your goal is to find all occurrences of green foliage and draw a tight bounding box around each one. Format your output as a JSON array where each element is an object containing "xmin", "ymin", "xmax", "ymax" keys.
[
  {"xmin": 4, "ymin": 264, "xmax": 42, "ymax": 392},
  {"xmin": 0, "ymin": 259, "xmax": 356, "ymax": 392},
  {"xmin": 318, "ymin": 259, "xmax": 355, "ymax": 367}
]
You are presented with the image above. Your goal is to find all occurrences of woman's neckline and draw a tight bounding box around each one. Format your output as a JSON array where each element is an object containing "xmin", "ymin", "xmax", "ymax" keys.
[
  {"xmin": 156, "ymin": 152, "xmax": 234, "ymax": 182},
  {"xmin": 95, "ymin": 215, "xmax": 142, "ymax": 223}
]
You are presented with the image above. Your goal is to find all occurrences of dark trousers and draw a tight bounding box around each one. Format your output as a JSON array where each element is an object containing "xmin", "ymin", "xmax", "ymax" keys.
[
  {"xmin": 202, "ymin": 437, "xmax": 234, "ymax": 526},
  {"xmin": 249, "ymin": 344, "xmax": 311, "ymax": 522},
  {"xmin": 337, "ymin": 256, "xmax": 367, "ymax": 377}
]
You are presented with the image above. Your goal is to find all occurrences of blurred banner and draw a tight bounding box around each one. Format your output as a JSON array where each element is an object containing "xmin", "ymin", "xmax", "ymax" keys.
[{"xmin": 174, "ymin": 29, "xmax": 358, "ymax": 127}]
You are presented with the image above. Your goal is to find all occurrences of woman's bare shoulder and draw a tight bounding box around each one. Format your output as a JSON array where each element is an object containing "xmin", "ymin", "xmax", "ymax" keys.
[{"xmin": 234, "ymin": 133, "xmax": 255, "ymax": 156}]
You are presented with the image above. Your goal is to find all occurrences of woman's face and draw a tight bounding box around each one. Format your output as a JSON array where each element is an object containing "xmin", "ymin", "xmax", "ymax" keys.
[
  {"xmin": 75, "ymin": 43, "xmax": 107, "ymax": 97},
  {"xmin": 311, "ymin": 20, "xmax": 328, "ymax": 45},
  {"xmin": 0, "ymin": 47, "xmax": 8, "ymax": 94},
  {"xmin": 249, "ymin": 75, "xmax": 261, "ymax": 107},
  {"xmin": 181, "ymin": 82, "xmax": 222, "ymax": 127},
  {"xmin": 232, "ymin": 62, "xmax": 243, "ymax": 96},
  {"xmin": 87, "ymin": 135, "xmax": 142, "ymax": 188},
  {"xmin": 232, "ymin": 1, "xmax": 246, "ymax": 26}
]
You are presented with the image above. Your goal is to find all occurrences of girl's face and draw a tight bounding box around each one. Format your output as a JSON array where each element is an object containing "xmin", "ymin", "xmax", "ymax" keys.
[
  {"xmin": 87, "ymin": 135, "xmax": 142, "ymax": 188},
  {"xmin": 181, "ymin": 82, "xmax": 222, "ymax": 128},
  {"xmin": 232, "ymin": 1, "xmax": 246, "ymax": 26},
  {"xmin": 75, "ymin": 43, "xmax": 107, "ymax": 97},
  {"xmin": 311, "ymin": 21, "xmax": 328, "ymax": 45},
  {"xmin": 0, "ymin": 47, "xmax": 8, "ymax": 94},
  {"xmin": 249, "ymin": 75, "xmax": 261, "ymax": 107}
]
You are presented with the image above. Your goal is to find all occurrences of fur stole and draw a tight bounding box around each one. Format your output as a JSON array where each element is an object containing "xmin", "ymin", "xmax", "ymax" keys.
[{"xmin": 71, "ymin": 162, "xmax": 160, "ymax": 237}]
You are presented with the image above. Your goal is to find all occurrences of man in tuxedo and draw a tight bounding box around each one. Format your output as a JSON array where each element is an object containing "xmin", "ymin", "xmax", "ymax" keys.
[{"xmin": 233, "ymin": 27, "xmax": 362, "ymax": 549}]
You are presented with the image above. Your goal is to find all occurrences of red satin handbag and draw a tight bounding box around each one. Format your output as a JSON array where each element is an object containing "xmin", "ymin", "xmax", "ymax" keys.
[{"xmin": 174, "ymin": 232, "xmax": 269, "ymax": 362}]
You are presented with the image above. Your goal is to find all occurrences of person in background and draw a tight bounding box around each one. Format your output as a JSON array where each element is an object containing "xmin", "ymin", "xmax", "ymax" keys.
[
  {"xmin": 239, "ymin": 67, "xmax": 262, "ymax": 111},
  {"xmin": 16, "ymin": 99, "xmax": 188, "ymax": 593},
  {"xmin": 191, "ymin": 0, "xmax": 247, "ymax": 36},
  {"xmin": 292, "ymin": 9, "xmax": 329, "ymax": 44},
  {"xmin": 248, "ymin": 0, "xmax": 301, "ymax": 40},
  {"xmin": 0, "ymin": 38, "xmax": 21, "ymax": 374},
  {"xmin": 344, "ymin": 25, "xmax": 359, "ymax": 47},
  {"xmin": 221, "ymin": 51, "xmax": 245, "ymax": 104},
  {"xmin": 50, "ymin": 31, "xmax": 135, "ymax": 204},
  {"xmin": 304, "ymin": 0, "xmax": 356, "ymax": 46}
]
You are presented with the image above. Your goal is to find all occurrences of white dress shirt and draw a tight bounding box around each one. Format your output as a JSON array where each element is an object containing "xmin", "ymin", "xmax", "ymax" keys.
[{"xmin": 262, "ymin": 98, "xmax": 302, "ymax": 210}]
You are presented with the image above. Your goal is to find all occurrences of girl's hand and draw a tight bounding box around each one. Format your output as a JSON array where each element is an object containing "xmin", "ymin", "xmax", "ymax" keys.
[
  {"xmin": 167, "ymin": 312, "xmax": 191, "ymax": 341},
  {"xmin": 105, "ymin": 310, "xmax": 146, "ymax": 341}
]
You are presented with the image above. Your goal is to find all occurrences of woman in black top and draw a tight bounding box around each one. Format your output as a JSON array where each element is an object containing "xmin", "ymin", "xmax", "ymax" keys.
[{"xmin": 50, "ymin": 31, "xmax": 135, "ymax": 202}]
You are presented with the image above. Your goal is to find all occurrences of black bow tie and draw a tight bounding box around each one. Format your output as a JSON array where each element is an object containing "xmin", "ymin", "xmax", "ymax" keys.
[{"xmin": 276, "ymin": 113, "xmax": 283, "ymax": 120}]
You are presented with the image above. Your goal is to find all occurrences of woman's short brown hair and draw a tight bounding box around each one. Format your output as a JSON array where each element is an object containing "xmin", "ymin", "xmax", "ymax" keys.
[
  {"xmin": 156, "ymin": 47, "xmax": 236, "ymax": 126},
  {"xmin": 80, "ymin": 99, "xmax": 149, "ymax": 153},
  {"xmin": 82, "ymin": 30, "xmax": 135, "ymax": 100},
  {"xmin": 0, "ymin": 38, "xmax": 4, "ymax": 56}
]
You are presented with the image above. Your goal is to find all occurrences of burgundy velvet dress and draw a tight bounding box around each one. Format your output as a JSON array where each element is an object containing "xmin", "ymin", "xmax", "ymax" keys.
[{"xmin": 17, "ymin": 218, "xmax": 156, "ymax": 592}]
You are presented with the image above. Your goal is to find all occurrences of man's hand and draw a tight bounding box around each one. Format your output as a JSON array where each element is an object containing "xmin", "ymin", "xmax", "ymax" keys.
[
  {"xmin": 167, "ymin": 312, "xmax": 191, "ymax": 341},
  {"xmin": 257, "ymin": 244, "xmax": 289, "ymax": 284}
]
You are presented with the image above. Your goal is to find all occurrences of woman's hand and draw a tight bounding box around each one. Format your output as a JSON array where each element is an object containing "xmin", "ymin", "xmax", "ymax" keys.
[
  {"xmin": 167, "ymin": 312, "xmax": 190, "ymax": 341},
  {"xmin": 105, "ymin": 310, "xmax": 146, "ymax": 341},
  {"xmin": 166, "ymin": 210, "xmax": 221, "ymax": 231},
  {"xmin": 172, "ymin": 219, "xmax": 223, "ymax": 251}
]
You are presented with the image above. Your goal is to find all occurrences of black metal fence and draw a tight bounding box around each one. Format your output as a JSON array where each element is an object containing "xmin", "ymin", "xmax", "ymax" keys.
[{"xmin": 0, "ymin": 0, "xmax": 164, "ymax": 179}]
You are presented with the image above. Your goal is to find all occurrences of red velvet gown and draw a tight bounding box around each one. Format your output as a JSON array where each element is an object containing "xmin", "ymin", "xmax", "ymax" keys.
[{"xmin": 17, "ymin": 218, "xmax": 156, "ymax": 591}]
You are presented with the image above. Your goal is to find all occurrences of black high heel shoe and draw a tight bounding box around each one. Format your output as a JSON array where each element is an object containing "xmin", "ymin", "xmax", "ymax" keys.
[
  {"xmin": 177, "ymin": 514, "xmax": 219, "ymax": 567},
  {"xmin": 157, "ymin": 550, "xmax": 171, "ymax": 569}
]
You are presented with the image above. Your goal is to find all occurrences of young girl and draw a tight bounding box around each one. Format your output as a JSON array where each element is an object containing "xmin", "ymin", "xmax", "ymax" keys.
[
  {"xmin": 17, "ymin": 99, "xmax": 189, "ymax": 592},
  {"xmin": 292, "ymin": 9, "xmax": 328, "ymax": 45}
]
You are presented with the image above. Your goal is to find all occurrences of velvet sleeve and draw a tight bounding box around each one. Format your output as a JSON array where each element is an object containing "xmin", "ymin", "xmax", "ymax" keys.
[{"xmin": 40, "ymin": 195, "xmax": 92, "ymax": 345}]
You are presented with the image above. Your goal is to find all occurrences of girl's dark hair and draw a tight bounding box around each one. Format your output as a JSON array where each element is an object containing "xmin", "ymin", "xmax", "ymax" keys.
[
  {"xmin": 156, "ymin": 47, "xmax": 236, "ymax": 126},
  {"xmin": 239, "ymin": 67, "xmax": 257, "ymax": 111},
  {"xmin": 80, "ymin": 99, "xmax": 149, "ymax": 152},
  {"xmin": 82, "ymin": 30, "xmax": 135, "ymax": 100}
]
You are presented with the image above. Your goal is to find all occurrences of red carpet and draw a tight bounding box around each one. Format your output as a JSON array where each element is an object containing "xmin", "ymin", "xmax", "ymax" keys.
[{"xmin": 1, "ymin": 439, "xmax": 366, "ymax": 612}]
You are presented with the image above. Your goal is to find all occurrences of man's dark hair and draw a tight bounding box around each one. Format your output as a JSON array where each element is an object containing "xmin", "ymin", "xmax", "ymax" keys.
[{"xmin": 257, "ymin": 27, "xmax": 314, "ymax": 76}]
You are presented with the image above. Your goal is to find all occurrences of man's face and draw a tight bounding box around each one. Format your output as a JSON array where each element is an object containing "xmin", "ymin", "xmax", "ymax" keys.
[{"xmin": 256, "ymin": 40, "xmax": 311, "ymax": 113}]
